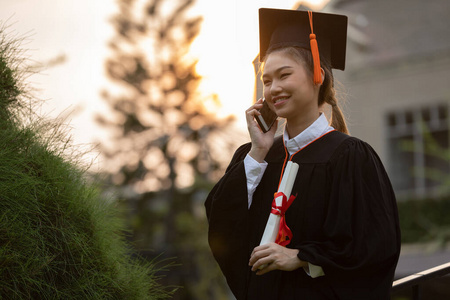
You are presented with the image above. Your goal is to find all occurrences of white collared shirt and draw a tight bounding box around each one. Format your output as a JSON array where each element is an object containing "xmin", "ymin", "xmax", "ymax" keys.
[
  {"xmin": 244, "ymin": 113, "xmax": 333, "ymax": 278},
  {"xmin": 283, "ymin": 113, "xmax": 334, "ymax": 156},
  {"xmin": 244, "ymin": 113, "xmax": 334, "ymax": 207}
]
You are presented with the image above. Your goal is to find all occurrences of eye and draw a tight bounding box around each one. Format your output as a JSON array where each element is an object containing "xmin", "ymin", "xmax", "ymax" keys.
[
  {"xmin": 280, "ymin": 72, "xmax": 290, "ymax": 79},
  {"xmin": 263, "ymin": 79, "xmax": 271, "ymax": 86}
]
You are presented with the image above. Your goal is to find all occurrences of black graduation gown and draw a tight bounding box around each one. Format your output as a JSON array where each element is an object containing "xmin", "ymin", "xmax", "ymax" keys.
[{"xmin": 205, "ymin": 131, "xmax": 401, "ymax": 300}]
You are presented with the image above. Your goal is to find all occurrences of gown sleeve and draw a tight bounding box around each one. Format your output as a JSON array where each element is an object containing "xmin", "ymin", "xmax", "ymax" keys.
[
  {"xmin": 296, "ymin": 138, "xmax": 401, "ymax": 296},
  {"xmin": 205, "ymin": 143, "xmax": 252, "ymax": 300}
]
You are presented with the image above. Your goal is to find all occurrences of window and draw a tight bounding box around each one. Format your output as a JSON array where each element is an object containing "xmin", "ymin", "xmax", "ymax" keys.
[{"xmin": 386, "ymin": 103, "xmax": 449, "ymax": 198}]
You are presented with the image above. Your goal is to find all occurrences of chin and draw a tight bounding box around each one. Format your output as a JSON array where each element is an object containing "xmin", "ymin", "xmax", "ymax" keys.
[{"xmin": 274, "ymin": 108, "xmax": 291, "ymax": 119}]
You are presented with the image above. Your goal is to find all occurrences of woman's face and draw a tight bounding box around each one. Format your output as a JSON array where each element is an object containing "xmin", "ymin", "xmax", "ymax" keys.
[{"xmin": 262, "ymin": 50, "xmax": 319, "ymax": 122}]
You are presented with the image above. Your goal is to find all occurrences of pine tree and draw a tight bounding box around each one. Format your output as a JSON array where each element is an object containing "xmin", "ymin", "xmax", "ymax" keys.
[{"xmin": 98, "ymin": 0, "xmax": 237, "ymax": 298}]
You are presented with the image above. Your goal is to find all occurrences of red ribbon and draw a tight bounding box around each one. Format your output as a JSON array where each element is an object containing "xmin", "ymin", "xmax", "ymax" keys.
[{"xmin": 271, "ymin": 192, "xmax": 297, "ymax": 246}]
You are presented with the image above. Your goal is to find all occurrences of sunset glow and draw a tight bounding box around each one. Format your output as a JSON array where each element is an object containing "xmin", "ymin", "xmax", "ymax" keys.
[
  {"xmin": 191, "ymin": 0, "xmax": 329, "ymax": 127},
  {"xmin": 1, "ymin": 0, "xmax": 329, "ymax": 167}
]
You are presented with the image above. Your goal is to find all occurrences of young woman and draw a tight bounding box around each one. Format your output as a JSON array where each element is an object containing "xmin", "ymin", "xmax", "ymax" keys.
[{"xmin": 205, "ymin": 8, "xmax": 400, "ymax": 300}]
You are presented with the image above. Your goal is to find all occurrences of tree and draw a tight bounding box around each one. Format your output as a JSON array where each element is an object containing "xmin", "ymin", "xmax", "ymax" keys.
[{"xmin": 98, "ymin": 0, "xmax": 238, "ymax": 298}]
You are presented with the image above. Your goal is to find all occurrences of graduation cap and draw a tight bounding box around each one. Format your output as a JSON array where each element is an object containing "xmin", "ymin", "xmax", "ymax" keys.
[{"xmin": 259, "ymin": 8, "xmax": 348, "ymax": 84}]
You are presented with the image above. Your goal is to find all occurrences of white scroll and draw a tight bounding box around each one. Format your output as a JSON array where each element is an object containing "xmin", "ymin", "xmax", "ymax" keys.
[{"xmin": 259, "ymin": 160, "xmax": 299, "ymax": 246}]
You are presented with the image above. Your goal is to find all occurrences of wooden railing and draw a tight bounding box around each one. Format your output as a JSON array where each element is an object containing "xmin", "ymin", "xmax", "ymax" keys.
[{"xmin": 391, "ymin": 262, "xmax": 450, "ymax": 299}]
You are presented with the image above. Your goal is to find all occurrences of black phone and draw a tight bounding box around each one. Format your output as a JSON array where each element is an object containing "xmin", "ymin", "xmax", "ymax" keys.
[{"xmin": 256, "ymin": 98, "xmax": 277, "ymax": 133}]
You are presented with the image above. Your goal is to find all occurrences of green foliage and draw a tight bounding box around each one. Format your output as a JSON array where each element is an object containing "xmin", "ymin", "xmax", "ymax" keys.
[
  {"xmin": 399, "ymin": 120, "xmax": 450, "ymax": 195},
  {"xmin": 398, "ymin": 196, "xmax": 450, "ymax": 246},
  {"xmin": 396, "ymin": 119, "xmax": 450, "ymax": 247},
  {"xmin": 0, "ymin": 24, "xmax": 172, "ymax": 299}
]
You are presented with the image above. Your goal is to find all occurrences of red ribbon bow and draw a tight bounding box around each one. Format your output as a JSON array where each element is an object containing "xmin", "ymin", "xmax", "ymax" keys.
[{"xmin": 271, "ymin": 192, "xmax": 297, "ymax": 246}]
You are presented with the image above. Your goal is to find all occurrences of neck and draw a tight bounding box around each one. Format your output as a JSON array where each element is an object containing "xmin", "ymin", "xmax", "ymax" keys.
[{"xmin": 286, "ymin": 109, "xmax": 320, "ymax": 139}]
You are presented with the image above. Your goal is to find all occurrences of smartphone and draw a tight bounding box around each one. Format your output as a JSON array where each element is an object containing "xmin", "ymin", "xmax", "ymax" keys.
[{"xmin": 256, "ymin": 98, "xmax": 277, "ymax": 133}]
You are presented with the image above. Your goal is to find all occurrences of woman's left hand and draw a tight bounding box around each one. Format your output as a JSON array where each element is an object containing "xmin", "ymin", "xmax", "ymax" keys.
[{"xmin": 249, "ymin": 243, "xmax": 307, "ymax": 275}]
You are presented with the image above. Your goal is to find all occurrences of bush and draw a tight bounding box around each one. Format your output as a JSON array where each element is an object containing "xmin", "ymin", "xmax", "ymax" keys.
[{"xmin": 398, "ymin": 196, "xmax": 450, "ymax": 245}]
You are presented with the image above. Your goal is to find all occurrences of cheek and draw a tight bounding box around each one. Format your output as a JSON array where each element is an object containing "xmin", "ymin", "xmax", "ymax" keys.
[
  {"xmin": 290, "ymin": 77, "xmax": 314, "ymax": 94},
  {"xmin": 263, "ymin": 87, "xmax": 270, "ymax": 98}
]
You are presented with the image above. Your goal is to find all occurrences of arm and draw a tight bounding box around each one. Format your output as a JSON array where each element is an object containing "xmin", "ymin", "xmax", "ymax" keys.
[
  {"xmin": 296, "ymin": 139, "xmax": 401, "ymax": 275},
  {"xmin": 205, "ymin": 144, "xmax": 252, "ymax": 300},
  {"xmin": 244, "ymin": 154, "xmax": 268, "ymax": 208}
]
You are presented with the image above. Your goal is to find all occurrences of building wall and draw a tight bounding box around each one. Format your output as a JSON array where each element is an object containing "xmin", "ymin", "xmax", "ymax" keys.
[
  {"xmin": 338, "ymin": 53, "xmax": 450, "ymax": 163},
  {"xmin": 334, "ymin": 0, "xmax": 450, "ymax": 198}
]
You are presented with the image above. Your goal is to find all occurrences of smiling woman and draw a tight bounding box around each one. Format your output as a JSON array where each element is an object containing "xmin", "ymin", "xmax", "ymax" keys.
[{"xmin": 205, "ymin": 8, "xmax": 400, "ymax": 300}]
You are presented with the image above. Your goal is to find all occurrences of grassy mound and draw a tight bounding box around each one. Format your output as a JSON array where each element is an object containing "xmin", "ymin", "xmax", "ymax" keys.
[{"xmin": 0, "ymin": 25, "xmax": 172, "ymax": 299}]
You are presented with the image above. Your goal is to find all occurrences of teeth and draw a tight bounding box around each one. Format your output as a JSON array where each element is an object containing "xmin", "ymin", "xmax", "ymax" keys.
[{"xmin": 275, "ymin": 97, "xmax": 288, "ymax": 103}]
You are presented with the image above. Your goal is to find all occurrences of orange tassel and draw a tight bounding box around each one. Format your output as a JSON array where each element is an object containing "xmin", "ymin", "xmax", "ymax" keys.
[{"xmin": 308, "ymin": 11, "xmax": 322, "ymax": 85}]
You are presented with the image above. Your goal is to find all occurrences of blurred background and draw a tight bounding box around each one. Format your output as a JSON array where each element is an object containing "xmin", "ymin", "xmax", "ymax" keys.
[{"xmin": 1, "ymin": 0, "xmax": 449, "ymax": 299}]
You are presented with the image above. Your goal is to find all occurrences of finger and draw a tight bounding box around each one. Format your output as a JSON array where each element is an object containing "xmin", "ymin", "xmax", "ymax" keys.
[
  {"xmin": 251, "ymin": 243, "xmax": 270, "ymax": 256},
  {"xmin": 245, "ymin": 102, "xmax": 263, "ymax": 114},
  {"xmin": 250, "ymin": 243, "xmax": 286, "ymax": 266},
  {"xmin": 254, "ymin": 243, "xmax": 278, "ymax": 254},
  {"xmin": 249, "ymin": 244, "xmax": 271, "ymax": 262},
  {"xmin": 249, "ymin": 246, "xmax": 273, "ymax": 266},
  {"xmin": 248, "ymin": 251, "xmax": 262, "ymax": 266},
  {"xmin": 252, "ymin": 256, "xmax": 273, "ymax": 271},
  {"xmin": 256, "ymin": 261, "xmax": 277, "ymax": 275},
  {"xmin": 245, "ymin": 107, "xmax": 262, "ymax": 121},
  {"xmin": 246, "ymin": 99, "xmax": 263, "ymax": 109},
  {"xmin": 246, "ymin": 103, "xmax": 262, "ymax": 111},
  {"xmin": 246, "ymin": 111, "xmax": 261, "ymax": 129}
]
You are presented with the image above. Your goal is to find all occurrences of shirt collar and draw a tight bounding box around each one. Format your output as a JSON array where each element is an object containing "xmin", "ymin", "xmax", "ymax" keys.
[{"xmin": 283, "ymin": 113, "xmax": 335, "ymax": 155}]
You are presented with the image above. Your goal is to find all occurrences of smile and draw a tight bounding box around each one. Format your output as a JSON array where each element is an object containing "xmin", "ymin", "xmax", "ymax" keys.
[{"xmin": 273, "ymin": 96, "xmax": 289, "ymax": 106}]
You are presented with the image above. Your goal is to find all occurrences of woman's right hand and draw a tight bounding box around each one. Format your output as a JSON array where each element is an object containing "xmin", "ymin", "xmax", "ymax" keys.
[{"xmin": 245, "ymin": 98, "xmax": 278, "ymax": 163}]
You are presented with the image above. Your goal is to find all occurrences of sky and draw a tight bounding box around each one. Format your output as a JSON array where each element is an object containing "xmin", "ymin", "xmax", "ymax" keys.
[{"xmin": 0, "ymin": 0, "xmax": 327, "ymax": 169}]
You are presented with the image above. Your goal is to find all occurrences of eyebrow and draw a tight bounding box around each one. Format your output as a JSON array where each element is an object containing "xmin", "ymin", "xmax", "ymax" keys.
[{"xmin": 262, "ymin": 66, "xmax": 293, "ymax": 79}]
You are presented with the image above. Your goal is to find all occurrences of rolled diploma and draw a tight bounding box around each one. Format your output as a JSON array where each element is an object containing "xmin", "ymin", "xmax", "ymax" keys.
[{"xmin": 259, "ymin": 161, "xmax": 299, "ymax": 246}]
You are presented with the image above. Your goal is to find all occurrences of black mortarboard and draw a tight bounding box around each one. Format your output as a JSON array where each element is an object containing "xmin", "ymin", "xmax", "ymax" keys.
[{"xmin": 259, "ymin": 8, "xmax": 348, "ymax": 73}]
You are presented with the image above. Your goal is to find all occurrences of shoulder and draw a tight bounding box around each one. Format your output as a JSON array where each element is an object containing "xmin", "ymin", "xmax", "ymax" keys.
[
  {"xmin": 295, "ymin": 131, "xmax": 382, "ymax": 165},
  {"xmin": 331, "ymin": 134, "xmax": 378, "ymax": 160},
  {"xmin": 226, "ymin": 142, "xmax": 252, "ymax": 169},
  {"xmin": 329, "ymin": 134, "xmax": 385, "ymax": 172},
  {"xmin": 291, "ymin": 131, "xmax": 352, "ymax": 163},
  {"xmin": 234, "ymin": 142, "xmax": 252, "ymax": 158}
]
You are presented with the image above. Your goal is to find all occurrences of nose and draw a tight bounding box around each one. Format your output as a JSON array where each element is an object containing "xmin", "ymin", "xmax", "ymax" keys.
[{"xmin": 270, "ymin": 80, "xmax": 282, "ymax": 96}]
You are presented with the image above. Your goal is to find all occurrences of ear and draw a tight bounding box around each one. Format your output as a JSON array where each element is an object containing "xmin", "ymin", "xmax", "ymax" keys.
[{"xmin": 315, "ymin": 68, "xmax": 326, "ymax": 87}]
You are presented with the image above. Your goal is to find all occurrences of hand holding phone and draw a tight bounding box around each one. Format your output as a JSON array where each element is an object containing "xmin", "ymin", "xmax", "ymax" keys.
[{"xmin": 256, "ymin": 98, "xmax": 278, "ymax": 133}]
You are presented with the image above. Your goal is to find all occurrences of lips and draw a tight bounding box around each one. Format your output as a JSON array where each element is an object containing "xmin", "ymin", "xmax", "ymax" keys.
[{"xmin": 272, "ymin": 96, "xmax": 289, "ymax": 107}]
